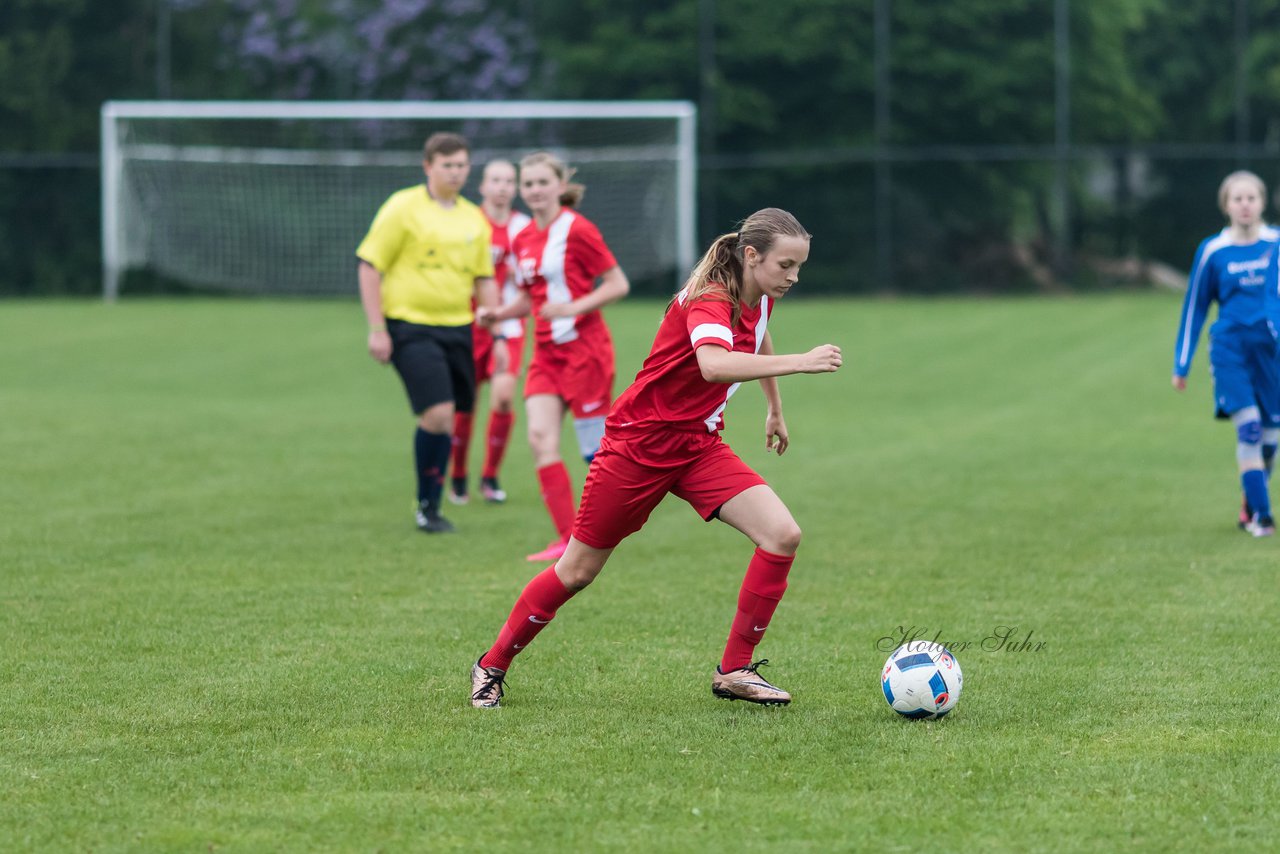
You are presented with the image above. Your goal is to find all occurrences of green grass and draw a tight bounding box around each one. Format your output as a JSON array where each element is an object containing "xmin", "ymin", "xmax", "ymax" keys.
[{"xmin": 2, "ymin": 293, "xmax": 1278, "ymax": 852}]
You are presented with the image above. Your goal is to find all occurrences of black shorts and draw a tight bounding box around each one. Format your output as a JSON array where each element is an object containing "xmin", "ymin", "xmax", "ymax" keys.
[{"xmin": 386, "ymin": 319, "xmax": 476, "ymax": 415}]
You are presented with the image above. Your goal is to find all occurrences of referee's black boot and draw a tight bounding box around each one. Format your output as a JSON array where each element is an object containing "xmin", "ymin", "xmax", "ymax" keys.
[{"xmin": 415, "ymin": 500, "xmax": 456, "ymax": 534}]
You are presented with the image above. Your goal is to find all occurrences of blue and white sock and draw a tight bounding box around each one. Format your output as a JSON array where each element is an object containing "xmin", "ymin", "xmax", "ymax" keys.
[
  {"xmin": 1262, "ymin": 428, "xmax": 1278, "ymax": 477},
  {"xmin": 1242, "ymin": 470, "xmax": 1272, "ymax": 521}
]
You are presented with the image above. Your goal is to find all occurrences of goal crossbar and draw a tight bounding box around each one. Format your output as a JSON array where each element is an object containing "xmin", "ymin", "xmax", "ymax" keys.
[{"xmin": 100, "ymin": 100, "xmax": 697, "ymax": 300}]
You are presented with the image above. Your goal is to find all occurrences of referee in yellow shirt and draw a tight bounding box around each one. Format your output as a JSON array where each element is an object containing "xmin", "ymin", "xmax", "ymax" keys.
[{"xmin": 358, "ymin": 132, "xmax": 502, "ymax": 533}]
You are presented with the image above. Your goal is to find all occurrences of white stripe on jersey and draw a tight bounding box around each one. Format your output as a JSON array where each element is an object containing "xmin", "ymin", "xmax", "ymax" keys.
[
  {"xmin": 498, "ymin": 212, "xmax": 532, "ymax": 339},
  {"xmin": 690, "ymin": 323, "xmax": 733, "ymax": 347},
  {"xmin": 1178, "ymin": 229, "xmax": 1235, "ymax": 368},
  {"xmin": 756, "ymin": 294, "xmax": 771, "ymax": 348},
  {"xmin": 506, "ymin": 211, "xmax": 532, "ymax": 242},
  {"xmin": 540, "ymin": 212, "xmax": 578, "ymax": 344},
  {"xmin": 701, "ymin": 295, "xmax": 770, "ymax": 432}
]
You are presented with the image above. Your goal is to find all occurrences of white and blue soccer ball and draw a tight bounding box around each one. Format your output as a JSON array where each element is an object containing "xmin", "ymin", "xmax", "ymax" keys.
[{"xmin": 880, "ymin": 641, "xmax": 963, "ymax": 719}]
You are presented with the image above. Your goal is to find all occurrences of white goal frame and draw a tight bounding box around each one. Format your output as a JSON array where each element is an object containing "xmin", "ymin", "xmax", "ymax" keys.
[{"xmin": 100, "ymin": 100, "xmax": 698, "ymax": 300}]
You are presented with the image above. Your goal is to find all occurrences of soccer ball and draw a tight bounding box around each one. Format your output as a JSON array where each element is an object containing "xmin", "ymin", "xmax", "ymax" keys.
[{"xmin": 880, "ymin": 641, "xmax": 963, "ymax": 719}]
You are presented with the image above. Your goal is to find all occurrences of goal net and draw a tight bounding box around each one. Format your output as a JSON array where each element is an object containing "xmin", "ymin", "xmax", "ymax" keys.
[{"xmin": 101, "ymin": 101, "xmax": 696, "ymax": 299}]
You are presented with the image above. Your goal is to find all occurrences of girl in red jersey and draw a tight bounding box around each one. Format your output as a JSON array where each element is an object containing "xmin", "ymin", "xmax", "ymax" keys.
[
  {"xmin": 479, "ymin": 151, "xmax": 631, "ymax": 562},
  {"xmin": 448, "ymin": 159, "xmax": 531, "ymax": 506},
  {"xmin": 470, "ymin": 208, "xmax": 843, "ymax": 709}
]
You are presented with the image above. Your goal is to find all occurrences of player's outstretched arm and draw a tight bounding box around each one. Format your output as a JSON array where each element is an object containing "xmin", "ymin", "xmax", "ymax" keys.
[{"xmin": 696, "ymin": 342, "xmax": 842, "ymax": 384}]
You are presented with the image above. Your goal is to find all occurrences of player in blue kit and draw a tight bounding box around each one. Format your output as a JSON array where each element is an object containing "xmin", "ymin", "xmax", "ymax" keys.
[{"xmin": 1171, "ymin": 170, "xmax": 1280, "ymax": 537}]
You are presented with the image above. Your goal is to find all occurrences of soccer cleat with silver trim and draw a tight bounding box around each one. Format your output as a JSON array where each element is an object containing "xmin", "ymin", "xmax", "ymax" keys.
[
  {"xmin": 711, "ymin": 659, "xmax": 791, "ymax": 706},
  {"xmin": 447, "ymin": 477, "xmax": 470, "ymax": 506},
  {"xmin": 470, "ymin": 659, "xmax": 506, "ymax": 708}
]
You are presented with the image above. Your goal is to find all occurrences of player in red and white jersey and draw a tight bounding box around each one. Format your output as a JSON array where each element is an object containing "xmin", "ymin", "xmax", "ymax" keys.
[
  {"xmin": 470, "ymin": 208, "xmax": 843, "ymax": 709},
  {"xmin": 448, "ymin": 159, "xmax": 532, "ymax": 506},
  {"xmin": 479, "ymin": 151, "xmax": 630, "ymax": 563}
]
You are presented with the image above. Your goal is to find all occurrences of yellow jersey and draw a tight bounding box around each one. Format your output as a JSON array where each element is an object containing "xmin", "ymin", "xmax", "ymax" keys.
[{"xmin": 356, "ymin": 186, "xmax": 494, "ymax": 327}]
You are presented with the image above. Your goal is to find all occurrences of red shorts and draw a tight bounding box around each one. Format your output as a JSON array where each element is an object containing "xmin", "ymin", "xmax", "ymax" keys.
[
  {"xmin": 524, "ymin": 340, "xmax": 614, "ymax": 419},
  {"xmin": 572, "ymin": 429, "xmax": 767, "ymax": 550},
  {"xmin": 472, "ymin": 327, "xmax": 526, "ymax": 384}
]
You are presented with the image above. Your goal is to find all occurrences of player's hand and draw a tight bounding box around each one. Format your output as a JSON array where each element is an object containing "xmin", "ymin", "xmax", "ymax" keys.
[
  {"xmin": 1171, "ymin": 374, "xmax": 1186, "ymax": 392},
  {"xmin": 765, "ymin": 411, "xmax": 789, "ymax": 456},
  {"xmin": 368, "ymin": 329, "xmax": 392, "ymax": 364},
  {"xmin": 539, "ymin": 302, "xmax": 576, "ymax": 320},
  {"xmin": 475, "ymin": 306, "xmax": 496, "ymax": 328},
  {"xmin": 799, "ymin": 344, "xmax": 842, "ymax": 374}
]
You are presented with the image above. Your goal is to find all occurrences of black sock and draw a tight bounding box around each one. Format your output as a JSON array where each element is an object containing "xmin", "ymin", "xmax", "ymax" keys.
[{"xmin": 415, "ymin": 428, "xmax": 452, "ymax": 508}]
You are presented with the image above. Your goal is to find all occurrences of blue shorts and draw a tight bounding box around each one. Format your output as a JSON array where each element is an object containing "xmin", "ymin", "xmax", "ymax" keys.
[{"xmin": 1208, "ymin": 325, "xmax": 1280, "ymax": 424}]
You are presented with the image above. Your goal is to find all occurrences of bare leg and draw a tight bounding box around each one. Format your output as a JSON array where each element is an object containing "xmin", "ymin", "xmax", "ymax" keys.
[
  {"xmin": 553, "ymin": 537, "xmax": 615, "ymax": 591},
  {"xmin": 715, "ymin": 484, "xmax": 802, "ymax": 554}
]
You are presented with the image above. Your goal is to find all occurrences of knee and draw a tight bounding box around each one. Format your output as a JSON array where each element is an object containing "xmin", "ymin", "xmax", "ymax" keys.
[
  {"xmin": 555, "ymin": 557, "xmax": 604, "ymax": 591},
  {"xmin": 491, "ymin": 380, "xmax": 516, "ymax": 413},
  {"xmin": 1237, "ymin": 419, "xmax": 1263, "ymax": 445},
  {"xmin": 557, "ymin": 566, "xmax": 596, "ymax": 591},
  {"xmin": 418, "ymin": 405, "xmax": 453, "ymax": 433},
  {"xmin": 527, "ymin": 423, "xmax": 556, "ymax": 453},
  {"xmin": 1237, "ymin": 417, "xmax": 1265, "ymax": 471},
  {"xmin": 765, "ymin": 521, "xmax": 803, "ymax": 556}
]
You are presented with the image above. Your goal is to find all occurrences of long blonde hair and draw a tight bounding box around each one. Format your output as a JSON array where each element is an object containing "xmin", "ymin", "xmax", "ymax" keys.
[
  {"xmin": 520, "ymin": 151, "xmax": 586, "ymax": 208},
  {"xmin": 675, "ymin": 208, "xmax": 811, "ymax": 323}
]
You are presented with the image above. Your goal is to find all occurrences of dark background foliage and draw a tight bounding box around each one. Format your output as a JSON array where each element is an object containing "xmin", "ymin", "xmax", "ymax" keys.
[{"xmin": 3, "ymin": 0, "xmax": 1279, "ymax": 295}]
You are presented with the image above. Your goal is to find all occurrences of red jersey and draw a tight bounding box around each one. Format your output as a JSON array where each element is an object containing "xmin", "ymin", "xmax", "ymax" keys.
[
  {"xmin": 607, "ymin": 284, "xmax": 772, "ymax": 437},
  {"xmin": 513, "ymin": 209, "xmax": 618, "ymax": 347},
  {"xmin": 484, "ymin": 209, "xmax": 532, "ymax": 340}
]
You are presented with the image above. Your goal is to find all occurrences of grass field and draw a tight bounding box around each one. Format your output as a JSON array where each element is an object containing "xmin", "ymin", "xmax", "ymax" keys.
[{"xmin": 2, "ymin": 293, "xmax": 1279, "ymax": 852}]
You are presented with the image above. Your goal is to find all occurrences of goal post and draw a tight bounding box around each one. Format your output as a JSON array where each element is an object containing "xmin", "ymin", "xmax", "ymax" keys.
[{"xmin": 100, "ymin": 100, "xmax": 697, "ymax": 300}]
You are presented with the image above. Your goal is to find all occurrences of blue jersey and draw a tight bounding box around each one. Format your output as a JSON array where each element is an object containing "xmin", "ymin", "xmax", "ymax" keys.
[{"xmin": 1173, "ymin": 226, "xmax": 1280, "ymax": 378}]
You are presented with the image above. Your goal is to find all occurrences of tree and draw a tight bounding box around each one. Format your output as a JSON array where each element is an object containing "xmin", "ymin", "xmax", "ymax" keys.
[
  {"xmin": 534, "ymin": 0, "xmax": 1165, "ymax": 291},
  {"xmin": 173, "ymin": 0, "xmax": 534, "ymax": 101},
  {"xmin": 0, "ymin": 0, "xmax": 158, "ymax": 292}
]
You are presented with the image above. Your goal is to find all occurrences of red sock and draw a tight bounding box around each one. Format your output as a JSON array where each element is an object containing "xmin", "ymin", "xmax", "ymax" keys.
[
  {"xmin": 480, "ymin": 566, "xmax": 577, "ymax": 671},
  {"xmin": 450, "ymin": 412, "xmax": 473, "ymax": 479},
  {"xmin": 536, "ymin": 461, "xmax": 576, "ymax": 542},
  {"xmin": 720, "ymin": 547, "xmax": 795, "ymax": 672},
  {"xmin": 482, "ymin": 410, "xmax": 515, "ymax": 479}
]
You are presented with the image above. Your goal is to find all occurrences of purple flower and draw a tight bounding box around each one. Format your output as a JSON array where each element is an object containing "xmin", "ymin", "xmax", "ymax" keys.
[{"xmin": 179, "ymin": 0, "xmax": 535, "ymax": 100}]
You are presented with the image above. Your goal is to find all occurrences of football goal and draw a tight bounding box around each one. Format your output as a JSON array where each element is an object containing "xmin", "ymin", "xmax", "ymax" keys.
[{"xmin": 100, "ymin": 100, "xmax": 697, "ymax": 299}]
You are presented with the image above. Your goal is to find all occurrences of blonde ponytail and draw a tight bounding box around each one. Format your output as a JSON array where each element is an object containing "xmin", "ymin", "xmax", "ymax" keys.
[
  {"xmin": 673, "ymin": 232, "xmax": 741, "ymax": 316},
  {"xmin": 560, "ymin": 182, "xmax": 586, "ymax": 208}
]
